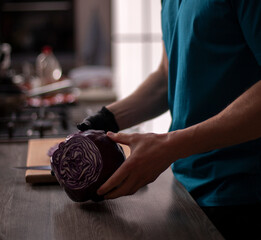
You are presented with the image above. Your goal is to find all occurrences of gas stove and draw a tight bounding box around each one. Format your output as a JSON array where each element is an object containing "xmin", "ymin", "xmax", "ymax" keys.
[{"xmin": 0, "ymin": 105, "xmax": 78, "ymax": 143}]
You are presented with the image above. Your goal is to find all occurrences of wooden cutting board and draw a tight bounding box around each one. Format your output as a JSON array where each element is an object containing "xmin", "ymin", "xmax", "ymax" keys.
[
  {"xmin": 25, "ymin": 138, "xmax": 130, "ymax": 184},
  {"xmin": 25, "ymin": 138, "xmax": 64, "ymax": 183}
]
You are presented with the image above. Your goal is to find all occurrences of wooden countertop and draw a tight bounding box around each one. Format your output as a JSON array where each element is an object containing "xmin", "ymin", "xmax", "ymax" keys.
[{"xmin": 0, "ymin": 142, "xmax": 224, "ymax": 240}]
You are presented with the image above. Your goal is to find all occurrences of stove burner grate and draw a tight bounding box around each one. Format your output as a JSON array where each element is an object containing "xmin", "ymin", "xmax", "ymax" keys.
[{"xmin": 0, "ymin": 105, "xmax": 76, "ymax": 142}]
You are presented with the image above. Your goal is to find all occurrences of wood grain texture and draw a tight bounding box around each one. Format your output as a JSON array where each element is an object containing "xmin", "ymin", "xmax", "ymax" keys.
[
  {"xmin": 25, "ymin": 138, "xmax": 64, "ymax": 183},
  {"xmin": 0, "ymin": 142, "xmax": 224, "ymax": 240}
]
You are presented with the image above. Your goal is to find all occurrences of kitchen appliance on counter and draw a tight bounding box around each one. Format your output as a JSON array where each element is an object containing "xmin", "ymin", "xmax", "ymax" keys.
[
  {"xmin": 0, "ymin": 49, "xmax": 76, "ymax": 142},
  {"xmin": 0, "ymin": 99, "xmax": 113, "ymax": 143},
  {"xmin": 0, "ymin": 42, "xmax": 81, "ymax": 143},
  {"xmin": 0, "ymin": 105, "xmax": 76, "ymax": 142},
  {"xmin": 0, "ymin": 43, "xmax": 115, "ymax": 143}
]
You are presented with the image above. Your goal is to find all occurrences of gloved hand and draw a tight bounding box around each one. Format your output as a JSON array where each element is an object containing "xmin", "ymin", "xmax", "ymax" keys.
[{"xmin": 77, "ymin": 106, "xmax": 119, "ymax": 133}]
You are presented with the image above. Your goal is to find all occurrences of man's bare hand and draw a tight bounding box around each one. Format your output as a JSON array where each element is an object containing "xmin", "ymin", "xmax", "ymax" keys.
[{"xmin": 97, "ymin": 131, "xmax": 173, "ymax": 199}]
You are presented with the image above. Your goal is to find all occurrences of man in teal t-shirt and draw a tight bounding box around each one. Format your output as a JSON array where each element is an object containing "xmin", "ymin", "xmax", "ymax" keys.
[
  {"xmin": 78, "ymin": 1, "xmax": 261, "ymax": 238},
  {"xmin": 161, "ymin": 0, "xmax": 261, "ymax": 206}
]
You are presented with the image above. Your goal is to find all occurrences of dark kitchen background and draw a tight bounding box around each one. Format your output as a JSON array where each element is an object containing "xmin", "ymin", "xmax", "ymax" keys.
[
  {"xmin": 0, "ymin": 0, "xmax": 169, "ymax": 143},
  {"xmin": 0, "ymin": 0, "xmax": 111, "ymax": 72}
]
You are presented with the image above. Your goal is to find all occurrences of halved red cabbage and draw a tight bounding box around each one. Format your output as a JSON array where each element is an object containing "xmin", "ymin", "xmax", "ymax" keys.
[{"xmin": 50, "ymin": 130, "xmax": 125, "ymax": 202}]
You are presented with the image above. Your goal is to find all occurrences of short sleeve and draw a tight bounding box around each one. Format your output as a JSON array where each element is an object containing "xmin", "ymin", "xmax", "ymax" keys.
[{"xmin": 230, "ymin": 0, "xmax": 261, "ymax": 65}]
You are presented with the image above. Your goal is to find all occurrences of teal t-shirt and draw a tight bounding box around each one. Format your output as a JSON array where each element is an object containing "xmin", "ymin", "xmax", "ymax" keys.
[{"xmin": 161, "ymin": 0, "xmax": 261, "ymax": 206}]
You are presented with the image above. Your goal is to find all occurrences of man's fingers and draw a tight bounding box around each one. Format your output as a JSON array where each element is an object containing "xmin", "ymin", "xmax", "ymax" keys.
[
  {"xmin": 103, "ymin": 174, "xmax": 151, "ymax": 200},
  {"xmin": 98, "ymin": 132, "xmax": 134, "ymax": 197},
  {"xmin": 97, "ymin": 163, "xmax": 129, "ymax": 196},
  {"xmin": 107, "ymin": 131, "xmax": 131, "ymax": 145},
  {"xmin": 103, "ymin": 176, "xmax": 139, "ymax": 200}
]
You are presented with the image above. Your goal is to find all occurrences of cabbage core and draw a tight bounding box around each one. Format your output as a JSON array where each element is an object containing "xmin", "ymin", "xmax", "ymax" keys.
[{"xmin": 51, "ymin": 135, "xmax": 103, "ymax": 190}]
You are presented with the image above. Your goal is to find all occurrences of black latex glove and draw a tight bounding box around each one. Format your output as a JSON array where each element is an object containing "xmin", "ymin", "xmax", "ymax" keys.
[{"xmin": 77, "ymin": 106, "xmax": 119, "ymax": 133}]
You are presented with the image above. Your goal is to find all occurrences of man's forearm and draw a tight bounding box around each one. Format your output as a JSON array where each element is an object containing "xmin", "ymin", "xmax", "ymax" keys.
[
  {"xmin": 169, "ymin": 79, "xmax": 261, "ymax": 161},
  {"xmin": 107, "ymin": 68, "xmax": 169, "ymax": 130}
]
